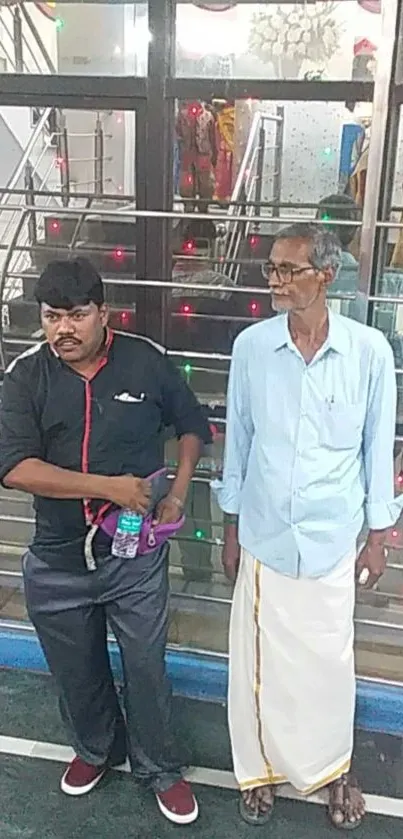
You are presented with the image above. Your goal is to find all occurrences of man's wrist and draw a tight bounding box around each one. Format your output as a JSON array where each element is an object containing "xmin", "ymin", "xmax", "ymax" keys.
[
  {"xmin": 169, "ymin": 479, "xmax": 189, "ymax": 507},
  {"xmin": 167, "ymin": 492, "xmax": 185, "ymax": 511},
  {"xmin": 367, "ymin": 529, "xmax": 387, "ymax": 548},
  {"xmin": 89, "ymin": 474, "xmax": 118, "ymax": 501}
]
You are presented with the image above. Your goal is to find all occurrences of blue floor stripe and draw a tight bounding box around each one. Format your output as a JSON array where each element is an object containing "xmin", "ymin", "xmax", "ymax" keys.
[{"xmin": 1, "ymin": 629, "xmax": 403, "ymax": 737}]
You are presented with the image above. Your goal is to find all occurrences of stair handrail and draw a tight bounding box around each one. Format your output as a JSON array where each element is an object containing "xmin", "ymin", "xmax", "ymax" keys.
[
  {"xmin": 0, "ymin": 4, "xmax": 56, "ymax": 74},
  {"xmin": 19, "ymin": 3, "xmax": 57, "ymax": 74},
  {"xmin": 221, "ymin": 112, "xmax": 262, "ymax": 281},
  {"xmin": 0, "ymin": 107, "xmax": 52, "ymax": 208}
]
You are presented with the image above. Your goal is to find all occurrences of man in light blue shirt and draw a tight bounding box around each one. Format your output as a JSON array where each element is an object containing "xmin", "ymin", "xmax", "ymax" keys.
[{"xmin": 213, "ymin": 223, "xmax": 398, "ymax": 830}]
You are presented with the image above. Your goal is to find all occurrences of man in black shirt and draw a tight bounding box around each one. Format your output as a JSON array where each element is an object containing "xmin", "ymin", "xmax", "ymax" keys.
[{"xmin": 0, "ymin": 258, "xmax": 211, "ymax": 825}]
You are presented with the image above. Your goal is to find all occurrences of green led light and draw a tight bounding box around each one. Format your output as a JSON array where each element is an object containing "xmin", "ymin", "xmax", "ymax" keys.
[
  {"xmin": 184, "ymin": 363, "xmax": 192, "ymax": 375},
  {"xmin": 323, "ymin": 146, "xmax": 332, "ymax": 158},
  {"xmin": 195, "ymin": 529, "xmax": 205, "ymax": 540},
  {"xmin": 55, "ymin": 17, "xmax": 65, "ymax": 31},
  {"xmin": 321, "ymin": 212, "xmax": 331, "ymax": 221}
]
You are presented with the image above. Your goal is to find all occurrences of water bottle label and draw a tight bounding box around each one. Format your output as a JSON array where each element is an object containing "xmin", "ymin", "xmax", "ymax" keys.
[{"xmin": 118, "ymin": 513, "xmax": 142, "ymax": 535}]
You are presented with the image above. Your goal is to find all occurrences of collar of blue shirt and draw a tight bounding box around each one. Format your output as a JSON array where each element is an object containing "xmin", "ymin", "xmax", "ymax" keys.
[{"xmin": 272, "ymin": 308, "xmax": 349, "ymax": 357}]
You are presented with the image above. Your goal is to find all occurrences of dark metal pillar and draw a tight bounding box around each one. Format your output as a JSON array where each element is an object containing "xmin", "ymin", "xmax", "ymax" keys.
[{"xmin": 135, "ymin": 0, "xmax": 175, "ymax": 344}]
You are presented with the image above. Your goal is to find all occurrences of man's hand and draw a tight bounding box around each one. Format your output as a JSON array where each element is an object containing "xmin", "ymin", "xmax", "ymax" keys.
[
  {"xmin": 107, "ymin": 475, "xmax": 151, "ymax": 515},
  {"xmin": 222, "ymin": 528, "xmax": 241, "ymax": 582},
  {"xmin": 154, "ymin": 494, "xmax": 183, "ymax": 526},
  {"xmin": 356, "ymin": 538, "xmax": 388, "ymax": 589}
]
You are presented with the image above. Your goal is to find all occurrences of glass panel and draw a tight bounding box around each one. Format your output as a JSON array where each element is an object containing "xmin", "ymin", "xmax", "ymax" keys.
[
  {"xmin": 0, "ymin": 2, "xmax": 148, "ymax": 76},
  {"xmin": 0, "ymin": 106, "xmax": 136, "ymax": 365},
  {"xmin": 175, "ymin": 1, "xmax": 381, "ymax": 81},
  {"xmin": 168, "ymin": 95, "xmax": 368, "ymax": 379}
]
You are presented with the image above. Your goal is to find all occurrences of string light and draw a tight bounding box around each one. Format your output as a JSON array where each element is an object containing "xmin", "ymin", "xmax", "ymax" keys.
[
  {"xmin": 55, "ymin": 16, "xmax": 64, "ymax": 31},
  {"xmin": 188, "ymin": 102, "xmax": 202, "ymax": 118},
  {"xmin": 194, "ymin": 528, "xmax": 205, "ymax": 540},
  {"xmin": 249, "ymin": 300, "xmax": 260, "ymax": 317},
  {"xmin": 182, "ymin": 239, "xmax": 196, "ymax": 254},
  {"xmin": 184, "ymin": 363, "xmax": 192, "ymax": 375},
  {"xmin": 113, "ymin": 247, "xmax": 125, "ymax": 262},
  {"xmin": 49, "ymin": 219, "xmax": 61, "ymax": 234},
  {"xmin": 323, "ymin": 146, "xmax": 332, "ymax": 158},
  {"xmin": 55, "ymin": 156, "xmax": 64, "ymax": 168},
  {"xmin": 180, "ymin": 303, "xmax": 193, "ymax": 316},
  {"xmin": 119, "ymin": 310, "xmax": 131, "ymax": 327},
  {"xmin": 249, "ymin": 234, "xmax": 260, "ymax": 249}
]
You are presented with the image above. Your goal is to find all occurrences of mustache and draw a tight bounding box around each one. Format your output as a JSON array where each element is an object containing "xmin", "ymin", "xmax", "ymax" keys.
[{"xmin": 55, "ymin": 337, "xmax": 81, "ymax": 346}]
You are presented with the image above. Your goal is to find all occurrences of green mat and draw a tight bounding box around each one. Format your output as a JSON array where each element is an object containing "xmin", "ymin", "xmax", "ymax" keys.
[
  {"xmin": 0, "ymin": 753, "xmax": 401, "ymax": 839},
  {"xmin": 1, "ymin": 669, "xmax": 403, "ymax": 838}
]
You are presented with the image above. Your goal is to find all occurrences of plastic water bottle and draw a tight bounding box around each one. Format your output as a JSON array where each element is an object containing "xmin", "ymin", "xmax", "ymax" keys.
[{"xmin": 112, "ymin": 509, "xmax": 143, "ymax": 559}]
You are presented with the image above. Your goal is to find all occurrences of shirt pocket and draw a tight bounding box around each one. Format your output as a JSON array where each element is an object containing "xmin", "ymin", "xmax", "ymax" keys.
[{"xmin": 319, "ymin": 403, "xmax": 362, "ymax": 451}]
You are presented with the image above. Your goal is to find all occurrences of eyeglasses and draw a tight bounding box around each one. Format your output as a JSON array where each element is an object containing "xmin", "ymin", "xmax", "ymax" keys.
[{"xmin": 262, "ymin": 262, "xmax": 316, "ymax": 283}]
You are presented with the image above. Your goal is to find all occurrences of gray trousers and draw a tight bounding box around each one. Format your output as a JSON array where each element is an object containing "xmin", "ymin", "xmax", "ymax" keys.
[{"xmin": 23, "ymin": 544, "xmax": 182, "ymax": 792}]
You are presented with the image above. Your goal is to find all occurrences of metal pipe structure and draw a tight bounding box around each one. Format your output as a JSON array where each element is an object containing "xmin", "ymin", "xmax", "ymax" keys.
[
  {"xmin": 24, "ymin": 163, "xmax": 37, "ymax": 247},
  {"xmin": 19, "ymin": 2, "xmax": 57, "ymax": 74},
  {"xmin": 0, "ymin": 203, "xmax": 364, "ymax": 226},
  {"xmin": 94, "ymin": 116, "xmax": 104, "ymax": 198},
  {"xmin": 0, "ymin": 110, "xmax": 52, "ymax": 208},
  {"xmin": 12, "ymin": 6, "xmax": 23, "ymax": 73},
  {"xmin": 57, "ymin": 114, "xmax": 70, "ymax": 208}
]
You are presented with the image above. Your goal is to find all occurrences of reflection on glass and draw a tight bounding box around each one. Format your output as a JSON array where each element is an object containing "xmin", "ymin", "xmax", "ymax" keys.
[
  {"xmin": 0, "ymin": 2, "xmax": 148, "ymax": 76},
  {"xmin": 175, "ymin": 2, "xmax": 381, "ymax": 81},
  {"xmin": 0, "ymin": 107, "xmax": 136, "ymax": 370},
  {"xmin": 169, "ymin": 97, "xmax": 369, "ymax": 357}
]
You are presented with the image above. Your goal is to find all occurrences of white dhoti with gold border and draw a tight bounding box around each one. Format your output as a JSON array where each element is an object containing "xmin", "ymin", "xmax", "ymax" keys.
[{"xmin": 228, "ymin": 547, "xmax": 356, "ymax": 795}]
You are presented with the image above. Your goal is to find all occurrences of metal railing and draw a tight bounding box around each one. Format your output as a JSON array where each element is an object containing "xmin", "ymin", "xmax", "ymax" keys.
[
  {"xmin": 220, "ymin": 108, "xmax": 284, "ymax": 286},
  {"xmin": 0, "ymin": 3, "xmax": 56, "ymax": 75},
  {"xmin": 0, "ymin": 204, "xmax": 402, "ymax": 671}
]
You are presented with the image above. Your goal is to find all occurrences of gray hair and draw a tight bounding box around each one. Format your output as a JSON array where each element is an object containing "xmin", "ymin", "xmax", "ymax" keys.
[{"xmin": 274, "ymin": 223, "xmax": 342, "ymax": 274}]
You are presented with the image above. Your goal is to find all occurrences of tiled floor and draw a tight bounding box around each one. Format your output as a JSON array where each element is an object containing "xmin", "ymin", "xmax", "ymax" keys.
[{"xmin": 1, "ymin": 670, "xmax": 403, "ymax": 839}]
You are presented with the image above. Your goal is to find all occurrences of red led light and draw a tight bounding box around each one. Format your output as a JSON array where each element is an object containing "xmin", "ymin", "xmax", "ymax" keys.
[
  {"xmin": 397, "ymin": 474, "xmax": 403, "ymax": 484},
  {"xmin": 188, "ymin": 102, "xmax": 202, "ymax": 117},
  {"xmin": 113, "ymin": 247, "xmax": 125, "ymax": 262},
  {"xmin": 180, "ymin": 302, "xmax": 193, "ymax": 316},
  {"xmin": 249, "ymin": 234, "xmax": 260, "ymax": 249},
  {"xmin": 392, "ymin": 529, "xmax": 398, "ymax": 538},
  {"xmin": 119, "ymin": 310, "xmax": 131, "ymax": 326},
  {"xmin": 249, "ymin": 300, "xmax": 260, "ymax": 316},
  {"xmin": 186, "ymin": 174, "xmax": 193, "ymax": 186},
  {"xmin": 55, "ymin": 156, "xmax": 64, "ymax": 168},
  {"xmin": 182, "ymin": 239, "xmax": 196, "ymax": 254},
  {"xmin": 48, "ymin": 219, "xmax": 61, "ymax": 235}
]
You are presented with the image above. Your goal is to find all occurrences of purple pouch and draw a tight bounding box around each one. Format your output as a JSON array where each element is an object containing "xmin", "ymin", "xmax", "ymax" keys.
[{"xmin": 100, "ymin": 468, "xmax": 185, "ymax": 555}]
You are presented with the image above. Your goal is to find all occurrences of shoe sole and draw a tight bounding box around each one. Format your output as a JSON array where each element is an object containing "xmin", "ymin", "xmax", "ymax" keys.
[
  {"xmin": 156, "ymin": 795, "xmax": 199, "ymax": 825},
  {"xmin": 60, "ymin": 768, "xmax": 106, "ymax": 796}
]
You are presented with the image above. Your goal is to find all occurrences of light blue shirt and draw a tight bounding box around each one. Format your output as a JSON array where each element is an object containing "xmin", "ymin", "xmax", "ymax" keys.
[{"xmin": 212, "ymin": 310, "xmax": 400, "ymax": 578}]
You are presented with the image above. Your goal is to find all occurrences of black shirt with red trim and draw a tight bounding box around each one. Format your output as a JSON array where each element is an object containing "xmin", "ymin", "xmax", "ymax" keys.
[{"xmin": 0, "ymin": 331, "xmax": 212, "ymax": 570}]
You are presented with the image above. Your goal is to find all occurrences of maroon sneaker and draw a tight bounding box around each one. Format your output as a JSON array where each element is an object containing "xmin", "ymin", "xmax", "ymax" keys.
[
  {"xmin": 60, "ymin": 756, "xmax": 106, "ymax": 796},
  {"xmin": 155, "ymin": 780, "xmax": 199, "ymax": 824}
]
